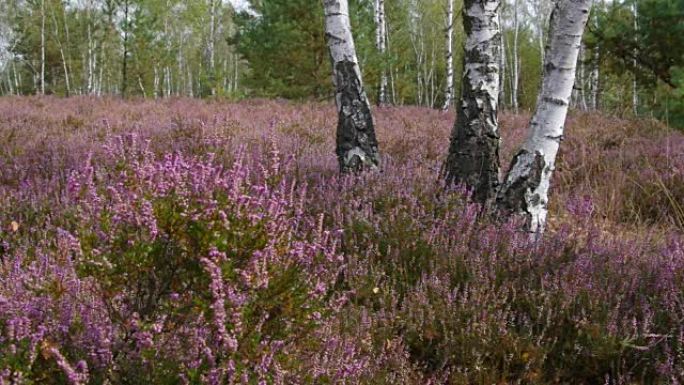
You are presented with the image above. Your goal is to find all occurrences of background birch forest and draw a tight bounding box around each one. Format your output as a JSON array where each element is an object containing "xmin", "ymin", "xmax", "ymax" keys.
[{"xmin": 0, "ymin": 0, "xmax": 682, "ymax": 127}]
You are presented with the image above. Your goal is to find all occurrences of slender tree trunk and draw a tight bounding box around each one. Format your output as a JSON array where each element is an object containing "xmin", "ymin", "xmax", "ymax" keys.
[
  {"xmin": 632, "ymin": 0, "xmax": 638, "ymax": 115},
  {"xmin": 61, "ymin": 6, "xmax": 74, "ymax": 94},
  {"xmin": 374, "ymin": 0, "xmax": 388, "ymax": 105},
  {"xmin": 165, "ymin": 66, "xmax": 171, "ymax": 97},
  {"xmin": 323, "ymin": 0, "xmax": 380, "ymax": 172},
  {"xmin": 512, "ymin": 0, "xmax": 519, "ymax": 113},
  {"xmin": 97, "ymin": 49, "xmax": 104, "ymax": 96},
  {"xmin": 572, "ymin": 44, "xmax": 586, "ymax": 109},
  {"xmin": 497, "ymin": 0, "xmax": 592, "ymax": 233},
  {"xmin": 499, "ymin": 11, "xmax": 507, "ymax": 109},
  {"xmin": 50, "ymin": 7, "xmax": 71, "ymax": 96},
  {"xmin": 428, "ymin": 42, "xmax": 436, "ymax": 108},
  {"xmin": 444, "ymin": 0, "xmax": 502, "ymax": 204},
  {"xmin": 87, "ymin": 3, "xmax": 95, "ymax": 95},
  {"xmin": 138, "ymin": 75, "xmax": 146, "ymax": 97},
  {"xmin": 579, "ymin": 44, "xmax": 587, "ymax": 110},
  {"xmin": 589, "ymin": 4, "xmax": 600, "ymax": 110},
  {"xmin": 40, "ymin": 0, "xmax": 46, "ymax": 95},
  {"xmin": 209, "ymin": 0, "xmax": 217, "ymax": 96},
  {"xmin": 589, "ymin": 47, "xmax": 599, "ymax": 109},
  {"xmin": 8, "ymin": 67, "xmax": 14, "ymax": 95},
  {"xmin": 537, "ymin": 0, "xmax": 546, "ymax": 73},
  {"xmin": 234, "ymin": 53, "xmax": 239, "ymax": 93},
  {"xmin": 121, "ymin": 0, "xmax": 130, "ymax": 97},
  {"xmin": 409, "ymin": 0, "xmax": 425, "ymax": 106},
  {"xmin": 153, "ymin": 66, "xmax": 159, "ymax": 98},
  {"xmin": 13, "ymin": 60, "xmax": 20, "ymax": 95},
  {"xmin": 442, "ymin": 0, "xmax": 455, "ymax": 110},
  {"xmin": 385, "ymin": 19, "xmax": 397, "ymax": 105}
]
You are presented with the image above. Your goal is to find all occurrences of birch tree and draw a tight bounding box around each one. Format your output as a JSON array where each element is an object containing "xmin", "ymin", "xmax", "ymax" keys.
[
  {"xmin": 323, "ymin": 0, "xmax": 380, "ymax": 172},
  {"xmin": 40, "ymin": 0, "xmax": 46, "ymax": 95},
  {"xmin": 588, "ymin": 0, "xmax": 601, "ymax": 110},
  {"xmin": 497, "ymin": 0, "xmax": 592, "ymax": 233},
  {"xmin": 498, "ymin": 11, "xmax": 506, "ymax": 109},
  {"xmin": 50, "ymin": 4, "xmax": 71, "ymax": 96},
  {"xmin": 121, "ymin": 0, "xmax": 130, "ymax": 97},
  {"xmin": 444, "ymin": 0, "xmax": 502, "ymax": 204},
  {"xmin": 441, "ymin": 0, "xmax": 455, "ymax": 110},
  {"xmin": 511, "ymin": 0, "xmax": 519, "ymax": 113},
  {"xmin": 207, "ymin": 0, "xmax": 218, "ymax": 96},
  {"xmin": 631, "ymin": 0, "xmax": 638, "ymax": 115},
  {"xmin": 374, "ymin": 0, "xmax": 388, "ymax": 105}
]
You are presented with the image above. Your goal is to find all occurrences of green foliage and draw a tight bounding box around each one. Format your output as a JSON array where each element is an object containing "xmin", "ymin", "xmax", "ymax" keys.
[
  {"xmin": 588, "ymin": 0, "xmax": 684, "ymax": 127},
  {"xmin": 235, "ymin": 0, "xmax": 330, "ymax": 99}
]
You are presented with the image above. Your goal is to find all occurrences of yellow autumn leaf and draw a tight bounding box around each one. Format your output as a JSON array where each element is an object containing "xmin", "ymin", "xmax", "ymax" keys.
[{"xmin": 10, "ymin": 221, "xmax": 19, "ymax": 232}]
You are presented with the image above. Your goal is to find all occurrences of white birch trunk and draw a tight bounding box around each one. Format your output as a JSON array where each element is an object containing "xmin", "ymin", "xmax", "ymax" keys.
[
  {"xmin": 572, "ymin": 44, "xmax": 587, "ymax": 110},
  {"xmin": 442, "ymin": 0, "xmax": 455, "ymax": 110},
  {"xmin": 632, "ymin": 0, "xmax": 638, "ymax": 115},
  {"xmin": 497, "ymin": 0, "xmax": 592, "ymax": 233},
  {"xmin": 589, "ymin": 48, "xmax": 599, "ymax": 109},
  {"xmin": 589, "ymin": 4, "xmax": 600, "ymax": 110},
  {"xmin": 537, "ymin": 0, "xmax": 547, "ymax": 73},
  {"xmin": 61, "ymin": 6, "xmax": 73, "ymax": 95},
  {"xmin": 153, "ymin": 66, "xmax": 159, "ymax": 98},
  {"xmin": 209, "ymin": 0, "xmax": 217, "ymax": 96},
  {"xmin": 50, "ymin": 8, "xmax": 71, "ymax": 96},
  {"xmin": 512, "ymin": 0, "xmax": 519, "ymax": 113},
  {"xmin": 6, "ymin": 66, "xmax": 14, "ymax": 95},
  {"xmin": 499, "ymin": 11, "xmax": 507, "ymax": 109},
  {"xmin": 374, "ymin": 0, "xmax": 388, "ymax": 105},
  {"xmin": 579, "ymin": 44, "xmax": 587, "ymax": 110},
  {"xmin": 40, "ymin": 0, "xmax": 46, "ymax": 95},
  {"xmin": 121, "ymin": 0, "xmax": 130, "ymax": 97},
  {"xmin": 445, "ymin": 0, "xmax": 502, "ymax": 203},
  {"xmin": 13, "ymin": 61, "xmax": 20, "ymax": 95},
  {"xmin": 138, "ymin": 75, "xmax": 146, "ymax": 98},
  {"xmin": 323, "ymin": 0, "xmax": 380, "ymax": 172},
  {"xmin": 87, "ymin": 17, "xmax": 94, "ymax": 94},
  {"xmin": 234, "ymin": 53, "xmax": 239, "ymax": 93},
  {"xmin": 385, "ymin": 20, "xmax": 397, "ymax": 105}
]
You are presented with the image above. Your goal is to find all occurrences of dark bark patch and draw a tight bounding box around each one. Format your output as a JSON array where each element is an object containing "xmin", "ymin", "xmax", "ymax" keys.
[
  {"xmin": 496, "ymin": 150, "xmax": 546, "ymax": 218},
  {"xmin": 335, "ymin": 60, "xmax": 380, "ymax": 173}
]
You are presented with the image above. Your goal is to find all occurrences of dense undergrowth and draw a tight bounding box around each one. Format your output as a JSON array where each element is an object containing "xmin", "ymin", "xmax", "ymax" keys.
[{"xmin": 0, "ymin": 97, "xmax": 683, "ymax": 384}]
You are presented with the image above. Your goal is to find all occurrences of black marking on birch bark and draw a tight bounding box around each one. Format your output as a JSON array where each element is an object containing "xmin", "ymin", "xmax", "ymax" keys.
[
  {"xmin": 542, "ymin": 96, "xmax": 568, "ymax": 106},
  {"xmin": 443, "ymin": 0, "xmax": 502, "ymax": 204},
  {"xmin": 496, "ymin": 150, "xmax": 546, "ymax": 225},
  {"xmin": 335, "ymin": 60, "xmax": 380, "ymax": 173},
  {"xmin": 444, "ymin": 58, "xmax": 501, "ymax": 194}
]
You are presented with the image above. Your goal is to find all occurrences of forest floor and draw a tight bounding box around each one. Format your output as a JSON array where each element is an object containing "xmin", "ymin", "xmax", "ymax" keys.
[{"xmin": 1, "ymin": 97, "xmax": 683, "ymax": 384}]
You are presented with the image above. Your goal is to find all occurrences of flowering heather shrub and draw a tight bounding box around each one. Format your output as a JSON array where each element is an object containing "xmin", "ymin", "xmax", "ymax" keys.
[
  {"xmin": 1, "ymin": 97, "xmax": 684, "ymax": 383},
  {"xmin": 1, "ymin": 133, "xmax": 341, "ymax": 384}
]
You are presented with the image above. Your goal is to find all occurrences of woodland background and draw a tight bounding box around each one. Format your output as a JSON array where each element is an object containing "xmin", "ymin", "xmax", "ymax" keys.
[{"xmin": 0, "ymin": 0, "xmax": 682, "ymax": 128}]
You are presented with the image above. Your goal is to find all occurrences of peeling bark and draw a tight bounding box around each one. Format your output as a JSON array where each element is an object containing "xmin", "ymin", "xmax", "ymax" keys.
[
  {"xmin": 497, "ymin": 0, "xmax": 592, "ymax": 233},
  {"xmin": 444, "ymin": 0, "xmax": 502, "ymax": 204},
  {"xmin": 324, "ymin": 0, "xmax": 380, "ymax": 172}
]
